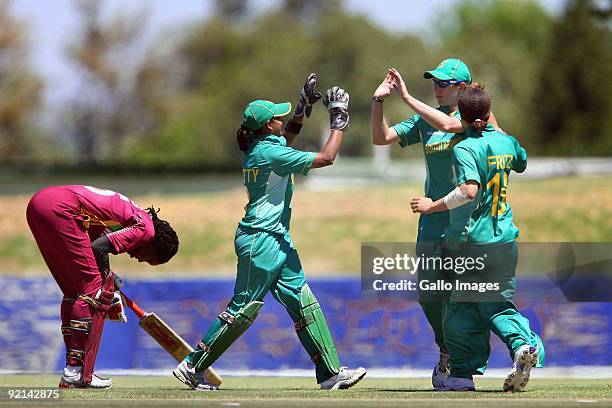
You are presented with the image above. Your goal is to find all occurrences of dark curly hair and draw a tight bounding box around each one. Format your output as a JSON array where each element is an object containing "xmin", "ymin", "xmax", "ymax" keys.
[
  {"xmin": 458, "ymin": 82, "xmax": 491, "ymax": 132},
  {"xmin": 146, "ymin": 207, "xmax": 179, "ymax": 264}
]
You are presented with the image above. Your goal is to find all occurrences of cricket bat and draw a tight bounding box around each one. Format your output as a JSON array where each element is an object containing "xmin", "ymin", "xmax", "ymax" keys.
[{"xmin": 120, "ymin": 290, "xmax": 222, "ymax": 386}]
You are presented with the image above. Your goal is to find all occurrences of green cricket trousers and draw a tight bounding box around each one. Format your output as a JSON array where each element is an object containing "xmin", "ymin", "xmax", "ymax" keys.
[
  {"xmin": 443, "ymin": 241, "xmax": 545, "ymax": 379},
  {"xmin": 186, "ymin": 226, "xmax": 340, "ymax": 383}
]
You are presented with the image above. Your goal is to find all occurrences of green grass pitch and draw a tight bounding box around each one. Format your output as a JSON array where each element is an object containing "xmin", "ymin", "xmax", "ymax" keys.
[{"xmin": 0, "ymin": 375, "xmax": 610, "ymax": 407}]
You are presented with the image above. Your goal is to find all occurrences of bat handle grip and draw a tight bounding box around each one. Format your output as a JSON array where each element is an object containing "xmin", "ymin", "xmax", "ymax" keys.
[{"xmin": 120, "ymin": 290, "xmax": 146, "ymax": 319}]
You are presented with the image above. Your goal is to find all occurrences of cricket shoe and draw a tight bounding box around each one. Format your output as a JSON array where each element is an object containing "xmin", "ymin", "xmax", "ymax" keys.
[
  {"xmin": 503, "ymin": 345, "xmax": 538, "ymax": 393},
  {"xmin": 59, "ymin": 365, "xmax": 112, "ymax": 389},
  {"xmin": 319, "ymin": 366, "xmax": 367, "ymax": 390},
  {"xmin": 435, "ymin": 376, "xmax": 475, "ymax": 391},
  {"xmin": 173, "ymin": 360, "xmax": 218, "ymax": 391},
  {"xmin": 432, "ymin": 351, "xmax": 451, "ymax": 390}
]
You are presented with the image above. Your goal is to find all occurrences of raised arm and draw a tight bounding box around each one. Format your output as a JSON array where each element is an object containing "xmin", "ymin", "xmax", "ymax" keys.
[
  {"xmin": 488, "ymin": 111, "xmax": 504, "ymax": 133},
  {"xmin": 388, "ymin": 68, "xmax": 504, "ymax": 133},
  {"xmin": 388, "ymin": 68, "xmax": 464, "ymax": 133},
  {"xmin": 283, "ymin": 73, "xmax": 322, "ymax": 146},
  {"xmin": 371, "ymin": 73, "xmax": 400, "ymax": 145},
  {"xmin": 283, "ymin": 73, "xmax": 321, "ymax": 146},
  {"xmin": 283, "ymin": 115, "xmax": 302, "ymax": 146},
  {"xmin": 312, "ymin": 130, "xmax": 344, "ymax": 168},
  {"xmin": 312, "ymin": 87, "xmax": 349, "ymax": 168}
]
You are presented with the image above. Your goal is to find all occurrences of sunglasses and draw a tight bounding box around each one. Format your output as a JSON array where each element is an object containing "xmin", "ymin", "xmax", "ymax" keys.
[{"xmin": 432, "ymin": 79, "xmax": 465, "ymax": 88}]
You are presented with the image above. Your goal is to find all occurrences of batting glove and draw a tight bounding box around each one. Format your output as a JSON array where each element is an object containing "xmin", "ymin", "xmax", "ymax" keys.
[
  {"xmin": 323, "ymin": 86, "xmax": 350, "ymax": 131},
  {"xmin": 294, "ymin": 73, "xmax": 322, "ymax": 118},
  {"xmin": 106, "ymin": 291, "xmax": 128, "ymax": 323}
]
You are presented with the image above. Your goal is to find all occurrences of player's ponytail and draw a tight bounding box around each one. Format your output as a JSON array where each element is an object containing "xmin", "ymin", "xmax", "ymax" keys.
[
  {"xmin": 145, "ymin": 206, "xmax": 179, "ymax": 264},
  {"xmin": 461, "ymin": 82, "xmax": 484, "ymax": 92},
  {"xmin": 458, "ymin": 82, "xmax": 491, "ymax": 133},
  {"xmin": 236, "ymin": 125, "xmax": 254, "ymax": 152},
  {"xmin": 472, "ymin": 119, "xmax": 488, "ymax": 132}
]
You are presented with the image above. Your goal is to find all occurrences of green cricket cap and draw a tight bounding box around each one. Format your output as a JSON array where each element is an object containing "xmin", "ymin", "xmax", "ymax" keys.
[
  {"xmin": 242, "ymin": 100, "xmax": 292, "ymax": 130},
  {"xmin": 424, "ymin": 58, "xmax": 472, "ymax": 83}
]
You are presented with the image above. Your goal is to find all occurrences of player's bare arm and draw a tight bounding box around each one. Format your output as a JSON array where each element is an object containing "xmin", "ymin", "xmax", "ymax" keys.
[
  {"xmin": 371, "ymin": 73, "xmax": 400, "ymax": 145},
  {"xmin": 488, "ymin": 111, "xmax": 504, "ymax": 133},
  {"xmin": 389, "ymin": 67, "xmax": 464, "ymax": 133},
  {"xmin": 411, "ymin": 181, "xmax": 479, "ymax": 214},
  {"xmin": 389, "ymin": 68, "xmax": 503, "ymax": 133}
]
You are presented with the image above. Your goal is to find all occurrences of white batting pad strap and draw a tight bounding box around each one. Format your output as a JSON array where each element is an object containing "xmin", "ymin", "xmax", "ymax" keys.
[{"xmin": 443, "ymin": 186, "xmax": 473, "ymax": 209}]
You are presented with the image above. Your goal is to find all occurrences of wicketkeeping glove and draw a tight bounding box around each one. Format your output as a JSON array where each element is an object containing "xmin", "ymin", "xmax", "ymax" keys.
[
  {"xmin": 323, "ymin": 86, "xmax": 350, "ymax": 131},
  {"xmin": 294, "ymin": 73, "xmax": 322, "ymax": 118}
]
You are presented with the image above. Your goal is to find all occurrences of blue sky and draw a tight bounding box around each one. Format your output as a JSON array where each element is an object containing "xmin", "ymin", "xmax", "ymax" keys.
[{"xmin": 11, "ymin": 0, "xmax": 567, "ymax": 106}]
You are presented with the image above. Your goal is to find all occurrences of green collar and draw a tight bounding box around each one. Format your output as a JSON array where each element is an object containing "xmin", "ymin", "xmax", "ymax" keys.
[
  {"xmin": 266, "ymin": 134, "xmax": 286, "ymax": 145},
  {"xmin": 439, "ymin": 105, "xmax": 451, "ymax": 114},
  {"xmin": 252, "ymin": 133, "xmax": 285, "ymax": 145}
]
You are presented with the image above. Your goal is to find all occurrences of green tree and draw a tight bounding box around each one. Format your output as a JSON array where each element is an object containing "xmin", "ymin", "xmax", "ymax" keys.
[
  {"xmin": 532, "ymin": 0, "xmax": 612, "ymax": 155},
  {"xmin": 122, "ymin": 16, "xmax": 251, "ymax": 167},
  {"xmin": 0, "ymin": 0, "xmax": 43, "ymax": 163},
  {"xmin": 65, "ymin": 0, "xmax": 165, "ymax": 165},
  {"xmin": 436, "ymin": 0, "xmax": 554, "ymax": 150},
  {"xmin": 123, "ymin": 6, "xmax": 431, "ymax": 166},
  {"xmin": 309, "ymin": 8, "xmax": 430, "ymax": 156}
]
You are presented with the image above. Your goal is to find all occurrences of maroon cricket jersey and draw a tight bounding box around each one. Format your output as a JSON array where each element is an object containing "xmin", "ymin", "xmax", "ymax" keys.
[{"xmin": 66, "ymin": 185, "xmax": 155, "ymax": 254}]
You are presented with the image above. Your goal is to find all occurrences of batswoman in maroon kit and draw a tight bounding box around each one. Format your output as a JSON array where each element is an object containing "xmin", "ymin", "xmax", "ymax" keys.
[{"xmin": 26, "ymin": 185, "xmax": 179, "ymax": 389}]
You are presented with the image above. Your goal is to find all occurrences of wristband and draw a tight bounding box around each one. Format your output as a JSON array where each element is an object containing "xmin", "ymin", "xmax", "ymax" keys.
[
  {"xmin": 372, "ymin": 96, "xmax": 384, "ymax": 103},
  {"xmin": 283, "ymin": 119, "xmax": 302, "ymax": 135}
]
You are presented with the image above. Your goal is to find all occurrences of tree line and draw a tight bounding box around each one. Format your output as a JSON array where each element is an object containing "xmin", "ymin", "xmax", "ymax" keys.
[{"xmin": 1, "ymin": 0, "xmax": 610, "ymax": 171}]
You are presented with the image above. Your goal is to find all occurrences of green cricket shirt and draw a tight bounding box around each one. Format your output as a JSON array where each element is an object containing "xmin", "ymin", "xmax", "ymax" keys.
[
  {"xmin": 392, "ymin": 107, "xmax": 466, "ymax": 242},
  {"xmin": 445, "ymin": 124, "xmax": 527, "ymax": 245},
  {"xmin": 239, "ymin": 134, "xmax": 316, "ymax": 235}
]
